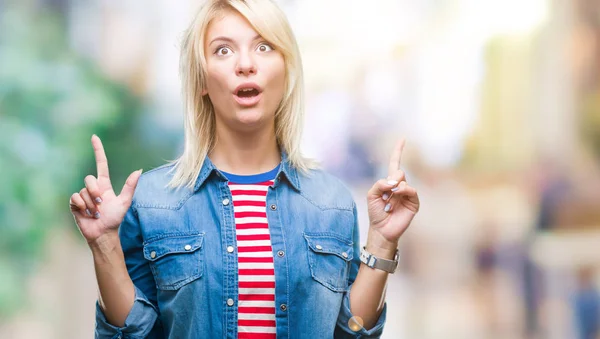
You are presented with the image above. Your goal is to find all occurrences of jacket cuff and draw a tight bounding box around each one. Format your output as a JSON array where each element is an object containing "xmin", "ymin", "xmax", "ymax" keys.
[
  {"xmin": 95, "ymin": 285, "xmax": 158, "ymax": 339},
  {"xmin": 335, "ymin": 286, "xmax": 387, "ymax": 338}
]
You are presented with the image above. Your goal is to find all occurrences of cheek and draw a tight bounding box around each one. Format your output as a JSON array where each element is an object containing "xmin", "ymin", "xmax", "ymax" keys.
[
  {"xmin": 268, "ymin": 59, "xmax": 287, "ymax": 101},
  {"xmin": 205, "ymin": 69, "xmax": 230, "ymax": 103}
]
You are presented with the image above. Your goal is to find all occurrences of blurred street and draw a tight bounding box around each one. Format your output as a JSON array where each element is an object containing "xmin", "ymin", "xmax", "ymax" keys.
[{"xmin": 1, "ymin": 0, "xmax": 599, "ymax": 338}]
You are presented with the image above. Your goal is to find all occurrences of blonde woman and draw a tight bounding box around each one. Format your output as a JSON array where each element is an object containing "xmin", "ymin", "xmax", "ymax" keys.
[{"xmin": 69, "ymin": 0, "xmax": 420, "ymax": 338}]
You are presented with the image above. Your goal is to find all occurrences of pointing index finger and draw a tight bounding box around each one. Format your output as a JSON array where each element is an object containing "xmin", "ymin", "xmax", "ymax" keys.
[
  {"xmin": 91, "ymin": 134, "xmax": 110, "ymax": 180},
  {"xmin": 388, "ymin": 138, "xmax": 406, "ymax": 177}
]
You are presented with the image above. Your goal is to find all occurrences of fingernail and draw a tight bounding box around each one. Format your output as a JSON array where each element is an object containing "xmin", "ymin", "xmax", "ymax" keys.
[
  {"xmin": 94, "ymin": 212, "xmax": 100, "ymax": 219},
  {"xmin": 95, "ymin": 197, "xmax": 102, "ymax": 204},
  {"xmin": 382, "ymin": 193, "xmax": 389, "ymax": 200},
  {"xmin": 85, "ymin": 209, "xmax": 91, "ymax": 216},
  {"xmin": 391, "ymin": 187, "xmax": 399, "ymax": 192},
  {"xmin": 384, "ymin": 203, "xmax": 392, "ymax": 212},
  {"xmin": 387, "ymin": 180, "xmax": 398, "ymax": 186}
]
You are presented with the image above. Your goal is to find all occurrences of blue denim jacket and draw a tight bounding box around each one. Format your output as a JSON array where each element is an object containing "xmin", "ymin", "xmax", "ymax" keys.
[{"xmin": 95, "ymin": 151, "xmax": 387, "ymax": 338}]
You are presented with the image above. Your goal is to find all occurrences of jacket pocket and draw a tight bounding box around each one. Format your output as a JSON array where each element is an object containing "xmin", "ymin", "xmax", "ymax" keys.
[
  {"xmin": 303, "ymin": 232, "xmax": 353, "ymax": 292},
  {"xmin": 143, "ymin": 233, "xmax": 204, "ymax": 290}
]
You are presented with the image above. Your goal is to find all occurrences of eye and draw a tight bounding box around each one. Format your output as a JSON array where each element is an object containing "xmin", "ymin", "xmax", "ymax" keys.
[
  {"xmin": 216, "ymin": 46, "xmax": 232, "ymax": 56},
  {"xmin": 257, "ymin": 43, "xmax": 273, "ymax": 52}
]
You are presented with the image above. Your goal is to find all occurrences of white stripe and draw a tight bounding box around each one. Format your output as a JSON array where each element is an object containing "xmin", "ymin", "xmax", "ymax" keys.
[
  {"xmin": 237, "ymin": 240, "xmax": 272, "ymax": 247},
  {"xmin": 235, "ymin": 217, "xmax": 268, "ymax": 224},
  {"xmin": 238, "ymin": 313, "xmax": 276, "ymax": 320},
  {"xmin": 232, "ymin": 205, "xmax": 266, "ymax": 213},
  {"xmin": 232, "ymin": 195, "xmax": 266, "ymax": 202},
  {"xmin": 238, "ymin": 300, "xmax": 275, "ymax": 308},
  {"xmin": 237, "ymin": 251, "xmax": 273, "ymax": 257},
  {"xmin": 235, "ymin": 229, "xmax": 271, "ymax": 236},
  {"xmin": 229, "ymin": 184, "xmax": 269, "ymax": 192},
  {"xmin": 239, "ymin": 275, "xmax": 275, "ymax": 282},
  {"xmin": 238, "ymin": 326, "xmax": 277, "ymax": 333},
  {"xmin": 239, "ymin": 288, "xmax": 275, "ymax": 295},
  {"xmin": 238, "ymin": 262, "xmax": 274, "ymax": 269}
]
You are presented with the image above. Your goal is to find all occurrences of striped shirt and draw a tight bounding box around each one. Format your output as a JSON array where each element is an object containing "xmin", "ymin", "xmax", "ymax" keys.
[{"xmin": 222, "ymin": 165, "xmax": 280, "ymax": 339}]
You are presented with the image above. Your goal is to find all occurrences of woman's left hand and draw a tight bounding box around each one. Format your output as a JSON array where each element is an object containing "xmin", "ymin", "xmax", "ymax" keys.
[{"xmin": 366, "ymin": 138, "xmax": 420, "ymax": 251}]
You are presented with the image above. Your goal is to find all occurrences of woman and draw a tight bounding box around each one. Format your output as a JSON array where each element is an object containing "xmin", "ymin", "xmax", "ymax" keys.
[{"xmin": 69, "ymin": 0, "xmax": 420, "ymax": 338}]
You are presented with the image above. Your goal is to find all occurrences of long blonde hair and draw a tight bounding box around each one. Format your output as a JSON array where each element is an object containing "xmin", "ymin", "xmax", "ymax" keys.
[{"xmin": 166, "ymin": 0, "xmax": 319, "ymax": 190}]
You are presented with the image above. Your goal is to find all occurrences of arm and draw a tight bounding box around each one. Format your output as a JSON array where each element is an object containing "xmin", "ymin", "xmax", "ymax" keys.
[
  {"xmin": 91, "ymin": 231, "xmax": 135, "ymax": 327},
  {"xmin": 94, "ymin": 205, "xmax": 160, "ymax": 338},
  {"xmin": 334, "ymin": 203, "xmax": 389, "ymax": 338},
  {"xmin": 68, "ymin": 135, "xmax": 159, "ymax": 338},
  {"xmin": 348, "ymin": 228, "xmax": 395, "ymax": 329},
  {"xmin": 336, "ymin": 138, "xmax": 420, "ymax": 338}
]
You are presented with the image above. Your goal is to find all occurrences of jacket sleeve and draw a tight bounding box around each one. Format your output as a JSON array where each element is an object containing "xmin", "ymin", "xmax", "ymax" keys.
[
  {"xmin": 95, "ymin": 204, "xmax": 162, "ymax": 338},
  {"xmin": 334, "ymin": 202, "xmax": 387, "ymax": 338}
]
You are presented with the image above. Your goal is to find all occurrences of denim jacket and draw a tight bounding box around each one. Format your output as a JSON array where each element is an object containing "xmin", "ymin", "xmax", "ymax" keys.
[{"xmin": 95, "ymin": 151, "xmax": 387, "ymax": 338}]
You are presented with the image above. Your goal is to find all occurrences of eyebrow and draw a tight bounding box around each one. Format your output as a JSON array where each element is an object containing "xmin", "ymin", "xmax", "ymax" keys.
[{"xmin": 209, "ymin": 34, "xmax": 263, "ymax": 46}]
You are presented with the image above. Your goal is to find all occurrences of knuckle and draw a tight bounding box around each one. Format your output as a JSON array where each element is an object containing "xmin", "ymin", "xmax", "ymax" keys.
[{"xmin": 79, "ymin": 188, "xmax": 87, "ymax": 195}]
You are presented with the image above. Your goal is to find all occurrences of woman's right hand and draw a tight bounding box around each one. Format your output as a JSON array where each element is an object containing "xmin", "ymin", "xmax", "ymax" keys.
[{"xmin": 70, "ymin": 135, "xmax": 143, "ymax": 245}]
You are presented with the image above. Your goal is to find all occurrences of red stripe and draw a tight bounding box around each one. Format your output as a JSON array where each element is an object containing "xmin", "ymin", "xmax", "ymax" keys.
[
  {"xmin": 235, "ymin": 211, "xmax": 267, "ymax": 218},
  {"xmin": 236, "ymin": 234, "xmax": 271, "ymax": 241},
  {"xmin": 239, "ymin": 269, "xmax": 275, "ymax": 275},
  {"xmin": 238, "ymin": 319, "xmax": 277, "ymax": 327},
  {"xmin": 233, "ymin": 201, "xmax": 266, "ymax": 207},
  {"xmin": 239, "ymin": 281, "xmax": 275, "ymax": 288},
  {"xmin": 235, "ymin": 223, "xmax": 269, "ymax": 230},
  {"xmin": 238, "ymin": 294, "xmax": 275, "ymax": 301},
  {"xmin": 238, "ymin": 333, "xmax": 276, "ymax": 339},
  {"xmin": 239, "ymin": 307, "xmax": 275, "ymax": 314},
  {"xmin": 237, "ymin": 246, "xmax": 272, "ymax": 253},
  {"xmin": 229, "ymin": 181, "xmax": 272, "ymax": 187},
  {"xmin": 230, "ymin": 182, "xmax": 276, "ymax": 333},
  {"xmin": 238, "ymin": 257, "xmax": 273, "ymax": 263},
  {"xmin": 231, "ymin": 190, "xmax": 267, "ymax": 196}
]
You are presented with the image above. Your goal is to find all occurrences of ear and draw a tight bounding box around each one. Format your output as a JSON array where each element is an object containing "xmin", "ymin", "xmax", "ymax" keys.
[{"xmin": 201, "ymin": 87, "xmax": 208, "ymax": 96}]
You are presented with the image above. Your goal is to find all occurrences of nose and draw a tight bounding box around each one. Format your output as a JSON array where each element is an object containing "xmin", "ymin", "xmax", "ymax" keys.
[{"xmin": 235, "ymin": 51, "xmax": 256, "ymax": 76}]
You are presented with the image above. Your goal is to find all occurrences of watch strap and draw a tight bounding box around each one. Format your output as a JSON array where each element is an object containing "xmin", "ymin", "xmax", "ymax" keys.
[{"xmin": 359, "ymin": 246, "xmax": 399, "ymax": 274}]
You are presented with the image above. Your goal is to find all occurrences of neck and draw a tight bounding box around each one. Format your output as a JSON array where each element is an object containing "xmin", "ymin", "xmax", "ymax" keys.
[{"xmin": 209, "ymin": 121, "xmax": 281, "ymax": 175}]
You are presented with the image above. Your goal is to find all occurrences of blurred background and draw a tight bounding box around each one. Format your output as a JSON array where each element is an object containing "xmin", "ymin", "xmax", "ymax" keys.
[{"xmin": 1, "ymin": 0, "xmax": 599, "ymax": 338}]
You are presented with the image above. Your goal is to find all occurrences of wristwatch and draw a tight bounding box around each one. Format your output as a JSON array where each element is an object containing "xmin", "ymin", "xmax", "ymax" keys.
[{"xmin": 359, "ymin": 246, "xmax": 399, "ymax": 274}]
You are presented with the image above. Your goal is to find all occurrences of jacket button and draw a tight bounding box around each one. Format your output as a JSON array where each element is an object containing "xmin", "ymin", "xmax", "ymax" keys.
[
  {"xmin": 342, "ymin": 252, "xmax": 348, "ymax": 258},
  {"xmin": 222, "ymin": 198, "xmax": 230, "ymax": 206},
  {"xmin": 280, "ymin": 304, "xmax": 287, "ymax": 311},
  {"xmin": 270, "ymin": 204, "xmax": 277, "ymax": 210},
  {"xmin": 227, "ymin": 246, "xmax": 234, "ymax": 253},
  {"xmin": 184, "ymin": 245, "xmax": 192, "ymax": 251},
  {"xmin": 277, "ymin": 250, "xmax": 285, "ymax": 257},
  {"xmin": 315, "ymin": 244, "xmax": 323, "ymax": 250},
  {"xmin": 227, "ymin": 298, "xmax": 234, "ymax": 306},
  {"xmin": 150, "ymin": 251, "xmax": 157, "ymax": 259}
]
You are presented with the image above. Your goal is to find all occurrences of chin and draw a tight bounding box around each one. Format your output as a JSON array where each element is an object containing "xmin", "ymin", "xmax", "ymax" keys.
[{"xmin": 234, "ymin": 108, "xmax": 270, "ymax": 127}]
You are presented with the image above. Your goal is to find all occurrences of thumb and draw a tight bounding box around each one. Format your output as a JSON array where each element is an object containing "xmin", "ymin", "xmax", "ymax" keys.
[{"xmin": 119, "ymin": 169, "xmax": 143, "ymax": 203}]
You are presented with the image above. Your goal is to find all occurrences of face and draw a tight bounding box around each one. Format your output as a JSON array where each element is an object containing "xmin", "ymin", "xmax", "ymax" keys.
[{"xmin": 203, "ymin": 10, "xmax": 286, "ymax": 132}]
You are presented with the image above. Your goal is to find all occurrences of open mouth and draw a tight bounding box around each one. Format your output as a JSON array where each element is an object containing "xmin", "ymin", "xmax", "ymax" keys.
[
  {"xmin": 233, "ymin": 84, "xmax": 263, "ymax": 107},
  {"xmin": 236, "ymin": 88, "xmax": 260, "ymax": 98}
]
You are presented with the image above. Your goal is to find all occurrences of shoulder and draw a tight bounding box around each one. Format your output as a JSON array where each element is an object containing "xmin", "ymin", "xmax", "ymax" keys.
[
  {"xmin": 296, "ymin": 168, "xmax": 356, "ymax": 211},
  {"xmin": 132, "ymin": 163, "xmax": 193, "ymax": 210}
]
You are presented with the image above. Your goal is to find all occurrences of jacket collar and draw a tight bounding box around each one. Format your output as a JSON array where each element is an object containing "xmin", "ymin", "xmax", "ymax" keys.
[{"xmin": 194, "ymin": 147, "xmax": 301, "ymax": 193}]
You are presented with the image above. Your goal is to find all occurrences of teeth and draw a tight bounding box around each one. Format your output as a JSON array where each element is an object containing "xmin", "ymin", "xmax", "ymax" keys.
[{"xmin": 240, "ymin": 88, "xmax": 254, "ymax": 92}]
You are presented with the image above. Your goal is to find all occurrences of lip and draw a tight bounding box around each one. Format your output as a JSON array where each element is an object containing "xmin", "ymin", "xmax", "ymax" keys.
[
  {"xmin": 233, "ymin": 82, "xmax": 263, "ymax": 107},
  {"xmin": 234, "ymin": 82, "xmax": 263, "ymax": 94},
  {"xmin": 233, "ymin": 91, "xmax": 262, "ymax": 107}
]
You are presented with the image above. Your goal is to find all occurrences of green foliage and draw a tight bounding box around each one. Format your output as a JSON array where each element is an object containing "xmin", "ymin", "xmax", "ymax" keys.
[{"xmin": 0, "ymin": 5, "xmax": 177, "ymax": 319}]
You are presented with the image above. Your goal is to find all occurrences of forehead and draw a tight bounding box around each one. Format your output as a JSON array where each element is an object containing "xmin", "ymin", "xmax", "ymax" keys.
[{"xmin": 206, "ymin": 9, "xmax": 259, "ymax": 41}]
